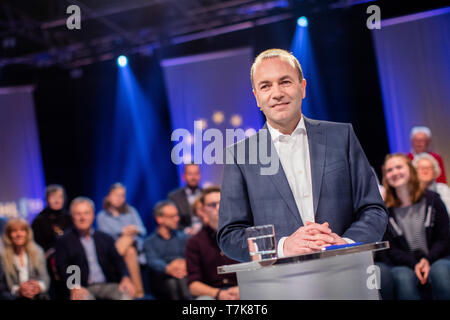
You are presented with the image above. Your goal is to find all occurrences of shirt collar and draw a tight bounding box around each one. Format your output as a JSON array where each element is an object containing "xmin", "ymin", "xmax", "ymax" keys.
[
  {"xmin": 77, "ymin": 228, "xmax": 95, "ymax": 239},
  {"xmin": 266, "ymin": 115, "xmax": 306, "ymax": 143}
]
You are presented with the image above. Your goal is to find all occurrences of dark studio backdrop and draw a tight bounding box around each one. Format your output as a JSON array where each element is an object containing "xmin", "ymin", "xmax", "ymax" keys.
[{"xmin": 1, "ymin": 1, "xmax": 445, "ymax": 233}]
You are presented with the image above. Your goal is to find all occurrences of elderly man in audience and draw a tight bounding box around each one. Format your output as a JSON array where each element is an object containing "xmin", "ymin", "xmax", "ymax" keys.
[
  {"xmin": 185, "ymin": 186, "xmax": 240, "ymax": 300},
  {"xmin": 407, "ymin": 126, "xmax": 447, "ymax": 183},
  {"xmin": 143, "ymin": 200, "xmax": 191, "ymax": 300},
  {"xmin": 55, "ymin": 197, "xmax": 135, "ymax": 300},
  {"xmin": 1, "ymin": 219, "xmax": 50, "ymax": 300},
  {"xmin": 413, "ymin": 153, "xmax": 450, "ymax": 214}
]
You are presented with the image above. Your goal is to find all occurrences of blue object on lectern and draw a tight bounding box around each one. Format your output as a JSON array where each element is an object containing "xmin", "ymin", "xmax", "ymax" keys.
[{"xmin": 322, "ymin": 242, "xmax": 364, "ymax": 251}]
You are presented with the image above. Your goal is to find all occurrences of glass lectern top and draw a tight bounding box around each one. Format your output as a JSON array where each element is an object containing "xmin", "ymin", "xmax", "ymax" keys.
[{"xmin": 217, "ymin": 241, "xmax": 389, "ymax": 274}]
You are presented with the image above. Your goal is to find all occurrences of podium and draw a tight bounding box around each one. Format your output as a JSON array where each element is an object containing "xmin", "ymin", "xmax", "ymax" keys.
[{"xmin": 217, "ymin": 241, "xmax": 389, "ymax": 300}]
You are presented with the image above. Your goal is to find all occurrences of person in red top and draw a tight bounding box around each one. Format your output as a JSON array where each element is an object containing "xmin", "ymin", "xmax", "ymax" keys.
[{"xmin": 407, "ymin": 126, "xmax": 447, "ymax": 184}]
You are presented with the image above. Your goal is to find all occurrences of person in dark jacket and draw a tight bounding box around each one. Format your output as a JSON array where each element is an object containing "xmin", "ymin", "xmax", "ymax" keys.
[
  {"xmin": 168, "ymin": 164, "xmax": 203, "ymax": 234},
  {"xmin": 32, "ymin": 185, "xmax": 73, "ymax": 253},
  {"xmin": 0, "ymin": 261, "xmax": 14, "ymax": 300},
  {"xmin": 55, "ymin": 197, "xmax": 135, "ymax": 300},
  {"xmin": 382, "ymin": 153, "xmax": 450, "ymax": 300},
  {"xmin": 31, "ymin": 184, "xmax": 72, "ymax": 299}
]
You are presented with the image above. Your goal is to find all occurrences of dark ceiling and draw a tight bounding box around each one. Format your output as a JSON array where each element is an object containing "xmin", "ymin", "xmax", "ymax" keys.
[{"xmin": 0, "ymin": 0, "xmax": 446, "ymax": 69}]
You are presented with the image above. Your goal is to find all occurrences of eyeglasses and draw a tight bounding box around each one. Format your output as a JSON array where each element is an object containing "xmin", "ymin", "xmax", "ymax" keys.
[
  {"xmin": 417, "ymin": 166, "xmax": 433, "ymax": 171},
  {"xmin": 162, "ymin": 214, "xmax": 179, "ymax": 219},
  {"xmin": 204, "ymin": 202, "xmax": 220, "ymax": 209}
]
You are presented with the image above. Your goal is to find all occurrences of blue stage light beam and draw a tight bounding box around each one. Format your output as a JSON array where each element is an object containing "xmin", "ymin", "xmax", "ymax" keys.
[
  {"xmin": 93, "ymin": 59, "xmax": 178, "ymax": 233},
  {"xmin": 290, "ymin": 18, "xmax": 329, "ymax": 120}
]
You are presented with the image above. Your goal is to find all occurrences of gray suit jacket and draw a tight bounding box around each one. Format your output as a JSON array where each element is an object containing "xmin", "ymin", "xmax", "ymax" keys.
[{"xmin": 217, "ymin": 116, "xmax": 388, "ymax": 262}]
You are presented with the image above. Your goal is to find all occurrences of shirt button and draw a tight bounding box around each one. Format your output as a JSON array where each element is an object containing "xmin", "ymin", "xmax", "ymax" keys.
[
  {"xmin": 298, "ymin": 170, "xmax": 302, "ymax": 174},
  {"xmin": 223, "ymin": 279, "xmax": 229, "ymax": 284}
]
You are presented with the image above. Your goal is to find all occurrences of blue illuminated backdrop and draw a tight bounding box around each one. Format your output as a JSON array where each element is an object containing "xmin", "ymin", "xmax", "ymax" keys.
[
  {"xmin": 161, "ymin": 48, "xmax": 264, "ymax": 186},
  {"xmin": 372, "ymin": 7, "xmax": 450, "ymax": 176},
  {"xmin": 0, "ymin": 85, "xmax": 45, "ymax": 222}
]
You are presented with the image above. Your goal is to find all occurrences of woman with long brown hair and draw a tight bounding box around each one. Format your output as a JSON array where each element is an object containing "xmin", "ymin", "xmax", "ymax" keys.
[
  {"xmin": 1, "ymin": 219, "xmax": 50, "ymax": 299},
  {"xmin": 96, "ymin": 183, "xmax": 146, "ymax": 298},
  {"xmin": 382, "ymin": 153, "xmax": 450, "ymax": 299}
]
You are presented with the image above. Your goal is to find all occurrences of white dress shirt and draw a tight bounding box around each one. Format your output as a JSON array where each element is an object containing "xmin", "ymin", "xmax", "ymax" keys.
[
  {"xmin": 267, "ymin": 116, "xmax": 353, "ymax": 258},
  {"xmin": 267, "ymin": 116, "xmax": 315, "ymax": 226},
  {"xmin": 267, "ymin": 117, "xmax": 315, "ymax": 257},
  {"xmin": 11, "ymin": 253, "xmax": 46, "ymax": 295}
]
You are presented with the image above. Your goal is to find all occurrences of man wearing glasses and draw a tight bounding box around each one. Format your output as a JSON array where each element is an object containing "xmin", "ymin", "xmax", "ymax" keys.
[{"xmin": 185, "ymin": 186, "xmax": 240, "ymax": 300}]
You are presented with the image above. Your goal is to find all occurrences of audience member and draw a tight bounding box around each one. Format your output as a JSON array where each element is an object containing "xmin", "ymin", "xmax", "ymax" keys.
[
  {"xmin": 1, "ymin": 219, "xmax": 50, "ymax": 300},
  {"xmin": 55, "ymin": 197, "xmax": 135, "ymax": 300},
  {"xmin": 191, "ymin": 197, "xmax": 205, "ymax": 235},
  {"xmin": 168, "ymin": 164, "xmax": 203, "ymax": 234},
  {"xmin": 407, "ymin": 126, "xmax": 446, "ymax": 183},
  {"xmin": 143, "ymin": 200, "xmax": 191, "ymax": 300},
  {"xmin": 96, "ymin": 182, "xmax": 146, "ymax": 297},
  {"xmin": 185, "ymin": 186, "xmax": 239, "ymax": 300},
  {"xmin": 0, "ymin": 217, "xmax": 6, "ymax": 236},
  {"xmin": 413, "ymin": 153, "xmax": 450, "ymax": 214},
  {"xmin": 381, "ymin": 153, "xmax": 450, "ymax": 300},
  {"xmin": 31, "ymin": 184, "xmax": 72, "ymax": 299},
  {"xmin": 0, "ymin": 217, "xmax": 6, "ymax": 254},
  {"xmin": 0, "ymin": 261, "xmax": 14, "ymax": 300}
]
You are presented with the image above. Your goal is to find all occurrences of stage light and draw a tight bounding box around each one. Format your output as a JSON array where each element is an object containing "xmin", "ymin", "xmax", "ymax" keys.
[
  {"xmin": 297, "ymin": 16, "xmax": 308, "ymax": 27},
  {"xmin": 117, "ymin": 55, "xmax": 128, "ymax": 67}
]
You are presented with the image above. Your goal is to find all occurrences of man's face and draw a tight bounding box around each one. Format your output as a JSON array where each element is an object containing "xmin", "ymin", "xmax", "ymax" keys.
[
  {"xmin": 203, "ymin": 192, "xmax": 220, "ymax": 231},
  {"xmin": 71, "ymin": 202, "xmax": 95, "ymax": 233},
  {"xmin": 157, "ymin": 204, "xmax": 179, "ymax": 231},
  {"xmin": 47, "ymin": 189, "xmax": 64, "ymax": 211},
  {"xmin": 411, "ymin": 132, "xmax": 429, "ymax": 153},
  {"xmin": 183, "ymin": 165, "xmax": 200, "ymax": 188},
  {"xmin": 252, "ymin": 57, "xmax": 306, "ymax": 132}
]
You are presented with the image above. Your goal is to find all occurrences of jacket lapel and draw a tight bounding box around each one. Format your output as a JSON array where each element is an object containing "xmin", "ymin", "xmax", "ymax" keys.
[
  {"xmin": 259, "ymin": 123, "xmax": 303, "ymax": 226},
  {"xmin": 304, "ymin": 116, "xmax": 325, "ymax": 215}
]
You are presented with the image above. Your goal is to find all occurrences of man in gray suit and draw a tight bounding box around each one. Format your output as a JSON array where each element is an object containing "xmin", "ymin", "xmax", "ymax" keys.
[{"xmin": 217, "ymin": 49, "xmax": 388, "ymax": 262}]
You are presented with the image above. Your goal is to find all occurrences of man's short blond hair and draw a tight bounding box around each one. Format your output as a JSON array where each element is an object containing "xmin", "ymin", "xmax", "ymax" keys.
[{"xmin": 250, "ymin": 48, "xmax": 303, "ymax": 90}]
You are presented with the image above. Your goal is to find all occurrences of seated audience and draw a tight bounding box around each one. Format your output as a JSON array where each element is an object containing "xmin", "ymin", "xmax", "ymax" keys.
[
  {"xmin": 0, "ymin": 261, "xmax": 14, "ymax": 300},
  {"xmin": 168, "ymin": 164, "xmax": 203, "ymax": 235},
  {"xmin": 0, "ymin": 217, "xmax": 6, "ymax": 253},
  {"xmin": 55, "ymin": 197, "xmax": 135, "ymax": 300},
  {"xmin": 185, "ymin": 186, "xmax": 240, "ymax": 300},
  {"xmin": 143, "ymin": 200, "xmax": 191, "ymax": 300},
  {"xmin": 31, "ymin": 184, "xmax": 72, "ymax": 299},
  {"xmin": 1, "ymin": 219, "xmax": 50, "ymax": 300},
  {"xmin": 407, "ymin": 126, "xmax": 446, "ymax": 183},
  {"xmin": 381, "ymin": 153, "xmax": 450, "ymax": 300},
  {"xmin": 0, "ymin": 217, "xmax": 6, "ymax": 235},
  {"xmin": 413, "ymin": 153, "xmax": 450, "ymax": 214},
  {"xmin": 190, "ymin": 198, "xmax": 204, "ymax": 235},
  {"xmin": 96, "ymin": 183, "xmax": 146, "ymax": 297}
]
